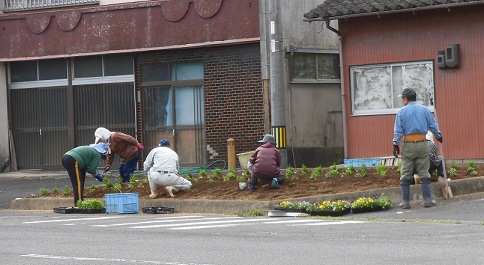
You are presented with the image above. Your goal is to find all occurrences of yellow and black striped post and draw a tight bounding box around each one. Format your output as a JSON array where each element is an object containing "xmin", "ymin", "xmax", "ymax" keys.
[{"xmin": 271, "ymin": 126, "xmax": 286, "ymax": 149}]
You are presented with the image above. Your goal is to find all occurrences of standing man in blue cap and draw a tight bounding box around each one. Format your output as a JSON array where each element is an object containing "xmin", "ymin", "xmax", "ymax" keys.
[
  {"xmin": 247, "ymin": 134, "xmax": 285, "ymax": 191},
  {"xmin": 393, "ymin": 88, "xmax": 442, "ymax": 209},
  {"xmin": 143, "ymin": 139, "xmax": 192, "ymax": 198},
  {"xmin": 61, "ymin": 143, "xmax": 108, "ymax": 206}
]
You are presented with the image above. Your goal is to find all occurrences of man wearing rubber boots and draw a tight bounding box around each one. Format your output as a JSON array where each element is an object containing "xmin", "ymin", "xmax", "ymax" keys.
[{"xmin": 393, "ymin": 88, "xmax": 442, "ymax": 209}]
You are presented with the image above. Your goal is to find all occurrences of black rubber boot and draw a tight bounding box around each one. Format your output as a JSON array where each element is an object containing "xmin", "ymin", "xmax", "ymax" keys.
[
  {"xmin": 399, "ymin": 184, "xmax": 411, "ymax": 209},
  {"xmin": 421, "ymin": 182, "xmax": 436, "ymax": 207}
]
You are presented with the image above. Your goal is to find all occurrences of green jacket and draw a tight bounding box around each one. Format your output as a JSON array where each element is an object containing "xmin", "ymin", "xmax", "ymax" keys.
[{"xmin": 65, "ymin": 146, "xmax": 102, "ymax": 175}]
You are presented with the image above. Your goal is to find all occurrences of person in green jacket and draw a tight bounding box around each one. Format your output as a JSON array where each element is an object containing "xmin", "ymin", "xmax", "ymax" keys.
[{"xmin": 61, "ymin": 143, "xmax": 108, "ymax": 206}]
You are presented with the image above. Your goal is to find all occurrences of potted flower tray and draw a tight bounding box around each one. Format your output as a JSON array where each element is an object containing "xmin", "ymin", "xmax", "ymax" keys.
[
  {"xmin": 307, "ymin": 208, "xmax": 350, "ymax": 217},
  {"xmin": 53, "ymin": 207, "xmax": 106, "ymax": 214}
]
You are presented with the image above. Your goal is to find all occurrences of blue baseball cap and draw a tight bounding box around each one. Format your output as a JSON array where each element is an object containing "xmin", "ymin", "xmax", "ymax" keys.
[{"xmin": 159, "ymin": 139, "xmax": 170, "ymax": 147}]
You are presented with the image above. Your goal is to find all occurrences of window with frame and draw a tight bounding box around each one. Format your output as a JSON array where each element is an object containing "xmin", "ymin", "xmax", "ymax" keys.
[
  {"xmin": 73, "ymin": 54, "xmax": 134, "ymax": 85},
  {"xmin": 141, "ymin": 62, "xmax": 205, "ymax": 127},
  {"xmin": 290, "ymin": 51, "xmax": 340, "ymax": 83},
  {"xmin": 350, "ymin": 61, "xmax": 435, "ymax": 116},
  {"xmin": 8, "ymin": 58, "xmax": 68, "ymax": 89}
]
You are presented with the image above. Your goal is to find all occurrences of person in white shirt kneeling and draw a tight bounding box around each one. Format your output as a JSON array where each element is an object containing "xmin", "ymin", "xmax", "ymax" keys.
[{"xmin": 143, "ymin": 139, "xmax": 192, "ymax": 198}]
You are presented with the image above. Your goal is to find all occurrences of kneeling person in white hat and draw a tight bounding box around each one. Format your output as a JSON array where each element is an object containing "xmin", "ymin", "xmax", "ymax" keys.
[{"xmin": 143, "ymin": 139, "xmax": 192, "ymax": 198}]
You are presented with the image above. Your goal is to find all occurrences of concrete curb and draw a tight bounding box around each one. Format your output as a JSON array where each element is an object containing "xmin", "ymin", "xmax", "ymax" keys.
[{"xmin": 10, "ymin": 176, "xmax": 484, "ymax": 214}]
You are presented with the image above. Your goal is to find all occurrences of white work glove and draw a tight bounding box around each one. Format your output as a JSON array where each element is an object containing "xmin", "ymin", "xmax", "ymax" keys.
[{"xmin": 247, "ymin": 162, "xmax": 253, "ymax": 173}]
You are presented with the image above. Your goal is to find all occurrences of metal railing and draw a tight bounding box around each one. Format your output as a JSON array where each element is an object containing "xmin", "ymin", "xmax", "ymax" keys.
[{"xmin": 2, "ymin": 0, "xmax": 99, "ymax": 12}]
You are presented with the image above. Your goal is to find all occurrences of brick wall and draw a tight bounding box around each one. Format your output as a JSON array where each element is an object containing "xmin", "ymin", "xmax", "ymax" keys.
[{"xmin": 136, "ymin": 43, "xmax": 265, "ymax": 167}]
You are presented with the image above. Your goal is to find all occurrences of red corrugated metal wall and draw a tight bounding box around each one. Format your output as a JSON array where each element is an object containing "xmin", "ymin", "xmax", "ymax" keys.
[{"xmin": 340, "ymin": 6, "xmax": 484, "ymax": 160}]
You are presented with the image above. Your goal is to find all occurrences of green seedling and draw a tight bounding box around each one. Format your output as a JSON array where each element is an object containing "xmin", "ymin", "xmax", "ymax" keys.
[
  {"xmin": 237, "ymin": 170, "xmax": 249, "ymax": 183},
  {"xmin": 51, "ymin": 187, "xmax": 58, "ymax": 194},
  {"xmin": 310, "ymin": 165, "xmax": 323, "ymax": 180},
  {"xmin": 185, "ymin": 172, "xmax": 194, "ymax": 181},
  {"xmin": 116, "ymin": 177, "xmax": 124, "ymax": 185},
  {"xmin": 301, "ymin": 164, "xmax": 308, "ymax": 174},
  {"xmin": 112, "ymin": 183, "xmax": 122, "ymax": 192},
  {"xmin": 325, "ymin": 164, "xmax": 339, "ymax": 179},
  {"xmin": 467, "ymin": 160, "xmax": 478, "ymax": 175},
  {"xmin": 223, "ymin": 169, "xmax": 236, "ymax": 181},
  {"xmin": 236, "ymin": 209, "xmax": 265, "ymax": 217},
  {"xmin": 199, "ymin": 169, "xmax": 207, "ymax": 179},
  {"xmin": 449, "ymin": 161, "xmax": 458, "ymax": 177},
  {"xmin": 286, "ymin": 166, "xmax": 297, "ymax": 180},
  {"xmin": 341, "ymin": 165, "xmax": 355, "ymax": 178},
  {"xmin": 376, "ymin": 164, "xmax": 388, "ymax": 177},
  {"xmin": 356, "ymin": 164, "xmax": 368, "ymax": 177},
  {"xmin": 39, "ymin": 187, "xmax": 49, "ymax": 196},
  {"xmin": 103, "ymin": 177, "xmax": 113, "ymax": 188},
  {"xmin": 63, "ymin": 186, "xmax": 72, "ymax": 196},
  {"xmin": 210, "ymin": 168, "xmax": 222, "ymax": 181},
  {"xmin": 128, "ymin": 175, "xmax": 137, "ymax": 188}
]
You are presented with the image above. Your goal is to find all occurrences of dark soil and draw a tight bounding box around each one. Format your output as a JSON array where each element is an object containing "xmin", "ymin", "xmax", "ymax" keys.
[{"xmin": 44, "ymin": 164, "xmax": 484, "ymax": 201}]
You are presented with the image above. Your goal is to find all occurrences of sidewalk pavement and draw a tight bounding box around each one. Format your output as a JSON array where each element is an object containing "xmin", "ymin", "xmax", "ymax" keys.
[{"xmin": 3, "ymin": 170, "xmax": 484, "ymax": 214}]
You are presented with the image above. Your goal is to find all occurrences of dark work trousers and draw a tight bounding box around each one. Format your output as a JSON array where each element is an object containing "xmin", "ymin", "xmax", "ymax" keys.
[
  {"xmin": 62, "ymin": 155, "xmax": 86, "ymax": 206},
  {"xmin": 249, "ymin": 172, "xmax": 285, "ymax": 186},
  {"xmin": 119, "ymin": 150, "xmax": 141, "ymax": 183}
]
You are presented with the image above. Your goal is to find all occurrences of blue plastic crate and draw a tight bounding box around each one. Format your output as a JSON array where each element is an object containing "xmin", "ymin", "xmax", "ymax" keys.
[
  {"xmin": 105, "ymin": 193, "xmax": 139, "ymax": 214},
  {"xmin": 344, "ymin": 158, "xmax": 381, "ymax": 167}
]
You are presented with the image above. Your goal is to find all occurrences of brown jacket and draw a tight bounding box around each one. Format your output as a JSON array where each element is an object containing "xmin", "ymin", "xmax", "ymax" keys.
[
  {"xmin": 249, "ymin": 142, "xmax": 281, "ymax": 175},
  {"xmin": 106, "ymin": 132, "xmax": 140, "ymax": 164}
]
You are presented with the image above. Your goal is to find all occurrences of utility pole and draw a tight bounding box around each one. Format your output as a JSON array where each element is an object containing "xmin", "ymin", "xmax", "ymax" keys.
[{"xmin": 269, "ymin": 0, "xmax": 287, "ymax": 167}]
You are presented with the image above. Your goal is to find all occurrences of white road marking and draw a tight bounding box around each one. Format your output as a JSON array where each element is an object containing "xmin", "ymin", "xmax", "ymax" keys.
[
  {"xmin": 23, "ymin": 216, "xmax": 122, "ymax": 224},
  {"xmin": 293, "ymin": 220, "xmax": 366, "ymax": 226},
  {"xmin": 263, "ymin": 219, "xmax": 321, "ymax": 224},
  {"xmin": 131, "ymin": 218, "xmax": 279, "ymax": 229},
  {"xmin": 171, "ymin": 224, "xmax": 240, "ymax": 230},
  {"xmin": 20, "ymin": 254, "xmax": 214, "ymax": 265},
  {"xmin": 93, "ymin": 216, "xmax": 240, "ymax": 227}
]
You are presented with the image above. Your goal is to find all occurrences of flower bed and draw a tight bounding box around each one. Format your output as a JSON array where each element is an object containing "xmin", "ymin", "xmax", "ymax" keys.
[
  {"xmin": 274, "ymin": 200, "xmax": 311, "ymax": 213},
  {"xmin": 351, "ymin": 195, "xmax": 392, "ymax": 214},
  {"xmin": 305, "ymin": 200, "xmax": 351, "ymax": 217},
  {"xmin": 274, "ymin": 196, "xmax": 392, "ymax": 216}
]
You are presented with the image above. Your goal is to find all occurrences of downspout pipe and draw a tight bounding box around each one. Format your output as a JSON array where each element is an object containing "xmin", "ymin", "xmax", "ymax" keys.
[
  {"xmin": 324, "ymin": 17, "xmax": 347, "ymax": 159},
  {"xmin": 324, "ymin": 17, "xmax": 340, "ymax": 36}
]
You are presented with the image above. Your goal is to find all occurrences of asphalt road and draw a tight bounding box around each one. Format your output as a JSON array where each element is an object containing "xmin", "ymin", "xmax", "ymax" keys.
[
  {"xmin": 0, "ymin": 211, "xmax": 483, "ymax": 265},
  {"xmin": 0, "ymin": 177, "xmax": 100, "ymax": 209}
]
